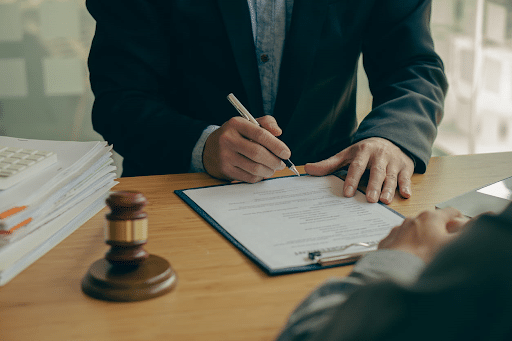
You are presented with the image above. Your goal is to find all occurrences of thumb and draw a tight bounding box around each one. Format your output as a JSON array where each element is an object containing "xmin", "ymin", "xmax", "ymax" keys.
[
  {"xmin": 305, "ymin": 153, "xmax": 346, "ymax": 176},
  {"xmin": 436, "ymin": 207, "xmax": 468, "ymax": 233}
]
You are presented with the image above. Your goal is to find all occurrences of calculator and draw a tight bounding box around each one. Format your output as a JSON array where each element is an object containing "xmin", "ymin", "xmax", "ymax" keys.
[{"xmin": 0, "ymin": 146, "xmax": 58, "ymax": 190}]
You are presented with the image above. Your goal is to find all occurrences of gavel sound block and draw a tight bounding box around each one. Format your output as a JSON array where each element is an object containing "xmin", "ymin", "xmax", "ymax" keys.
[{"xmin": 82, "ymin": 191, "xmax": 177, "ymax": 301}]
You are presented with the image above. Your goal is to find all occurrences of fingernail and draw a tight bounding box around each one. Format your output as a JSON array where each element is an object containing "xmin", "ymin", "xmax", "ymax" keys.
[
  {"xmin": 345, "ymin": 186, "xmax": 355, "ymax": 197},
  {"xmin": 277, "ymin": 161, "xmax": 286, "ymax": 170},
  {"xmin": 381, "ymin": 191, "xmax": 391, "ymax": 202},
  {"xmin": 279, "ymin": 150, "xmax": 290, "ymax": 159},
  {"xmin": 403, "ymin": 187, "xmax": 411, "ymax": 197},
  {"xmin": 368, "ymin": 190, "xmax": 379, "ymax": 202}
]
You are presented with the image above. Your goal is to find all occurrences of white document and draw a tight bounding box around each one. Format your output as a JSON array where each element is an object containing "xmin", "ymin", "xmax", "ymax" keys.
[
  {"xmin": 0, "ymin": 194, "xmax": 109, "ymax": 286},
  {"xmin": 0, "ymin": 137, "xmax": 104, "ymax": 214},
  {"xmin": 180, "ymin": 175, "xmax": 404, "ymax": 272},
  {"xmin": 0, "ymin": 179, "xmax": 115, "ymax": 271},
  {"xmin": 0, "ymin": 136, "xmax": 118, "ymax": 286}
]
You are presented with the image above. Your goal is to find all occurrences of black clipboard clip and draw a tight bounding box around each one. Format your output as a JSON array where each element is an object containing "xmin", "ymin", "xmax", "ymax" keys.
[{"xmin": 308, "ymin": 241, "xmax": 379, "ymax": 266}]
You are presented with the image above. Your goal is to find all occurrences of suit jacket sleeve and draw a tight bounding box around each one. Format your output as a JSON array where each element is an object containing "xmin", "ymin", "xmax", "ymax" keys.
[
  {"xmin": 276, "ymin": 203, "xmax": 512, "ymax": 341},
  {"xmin": 86, "ymin": 0, "xmax": 210, "ymax": 176},
  {"xmin": 353, "ymin": 0, "xmax": 448, "ymax": 173},
  {"xmin": 275, "ymin": 250, "xmax": 426, "ymax": 341}
]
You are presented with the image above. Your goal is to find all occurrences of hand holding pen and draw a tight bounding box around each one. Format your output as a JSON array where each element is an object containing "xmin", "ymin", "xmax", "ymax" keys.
[
  {"xmin": 201, "ymin": 94, "xmax": 298, "ymax": 183},
  {"xmin": 227, "ymin": 93, "xmax": 299, "ymax": 177}
]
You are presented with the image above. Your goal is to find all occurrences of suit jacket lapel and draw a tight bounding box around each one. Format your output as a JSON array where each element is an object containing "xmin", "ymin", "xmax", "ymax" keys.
[
  {"xmin": 274, "ymin": 0, "xmax": 330, "ymax": 128},
  {"xmin": 217, "ymin": 0, "xmax": 264, "ymax": 116}
]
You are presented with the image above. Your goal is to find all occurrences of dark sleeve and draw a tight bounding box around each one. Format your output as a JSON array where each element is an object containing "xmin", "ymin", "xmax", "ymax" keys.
[
  {"xmin": 353, "ymin": 0, "xmax": 448, "ymax": 173},
  {"xmin": 275, "ymin": 250, "xmax": 426, "ymax": 341},
  {"xmin": 86, "ymin": 0, "xmax": 209, "ymax": 176},
  {"xmin": 279, "ymin": 203, "xmax": 512, "ymax": 341}
]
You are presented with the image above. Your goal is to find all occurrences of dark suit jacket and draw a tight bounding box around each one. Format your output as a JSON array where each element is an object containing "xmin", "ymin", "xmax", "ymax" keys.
[{"xmin": 86, "ymin": 0, "xmax": 447, "ymax": 177}]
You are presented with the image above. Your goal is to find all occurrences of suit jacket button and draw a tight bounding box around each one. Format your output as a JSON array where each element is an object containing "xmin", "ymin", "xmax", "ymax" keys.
[{"xmin": 260, "ymin": 54, "xmax": 269, "ymax": 63}]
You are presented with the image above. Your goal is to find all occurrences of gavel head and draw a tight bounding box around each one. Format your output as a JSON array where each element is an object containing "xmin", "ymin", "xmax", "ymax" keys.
[{"xmin": 104, "ymin": 191, "xmax": 149, "ymax": 266}]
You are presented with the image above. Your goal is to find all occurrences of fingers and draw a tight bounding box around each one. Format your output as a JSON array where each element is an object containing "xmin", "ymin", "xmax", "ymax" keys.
[
  {"xmin": 377, "ymin": 207, "xmax": 467, "ymax": 263},
  {"xmin": 305, "ymin": 138, "xmax": 415, "ymax": 204},
  {"xmin": 257, "ymin": 115, "xmax": 282, "ymax": 137},
  {"xmin": 237, "ymin": 117, "xmax": 291, "ymax": 160},
  {"xmin": 365, "ymin": 159, "xmax": 388, "ymax": 203},
  {"xmin": 342, "ymin": 153, "xmax": 369, "ymax": 198},
  {"xmin": 364, "ymin": 145, "xmax": 414, "ymax": 204},
  {"xmin": 378, "ymin": 163, "xmax": 413, "ymax": 204},
  {"xmin": 377, "ymin": 224, "xmax": 401, "ymax": 249},
  {"xmin": 436, "ymin": 206, "xmax": 465, "ymax": 220},
  {"xmin": 230, "ymin": 151, "xmax": 282, "ymax": 180},
  {"xmin": 398, "ymin": 167, "xmax": 413, "ymax": 199},
  {"xmin": 379, "ymin": 168, "xmax": 398, "ymax": 204},
  {"xmin": 417, "ymin": 207, "xmax": 466, "ymax": 236},
  {"xmin": 436, "ymin": 207, "xmax": 469, "ymax": 233},
  {"xmin": 347, "ymin": 138, "xmax": 415, "ymax": 203},
  {"xmin": 203, "ymin": 117, "xmax": 290, "ymax": 182}
]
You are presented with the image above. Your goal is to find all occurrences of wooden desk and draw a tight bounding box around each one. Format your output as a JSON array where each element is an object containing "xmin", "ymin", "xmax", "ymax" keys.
[{"xmin": 1, "ymin": 152, "xmax": 511, "ymax": 341}]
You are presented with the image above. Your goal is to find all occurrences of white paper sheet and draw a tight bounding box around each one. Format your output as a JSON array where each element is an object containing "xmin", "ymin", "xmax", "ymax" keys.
[
  {"xmin": 477, "ymin": 176, "xmax": 512, "ymax": 200},
  {"xmin": 182, "ymin": 175, "xmax": 404, "ymax": 271},
  {"xmin": 0, "ymin": 136, "xmax": 104, "ymax": 215}
]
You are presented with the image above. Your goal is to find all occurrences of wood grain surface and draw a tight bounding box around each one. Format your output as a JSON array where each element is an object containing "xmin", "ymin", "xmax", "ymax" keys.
[{"xmin": 1, "ymin": 152, "xmax": 511, "ymax": 341}]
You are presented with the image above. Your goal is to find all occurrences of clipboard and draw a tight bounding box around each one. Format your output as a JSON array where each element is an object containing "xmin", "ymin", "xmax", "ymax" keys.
[{"xmin": 175, "ymin": 175, "xmax": 404, "ymax": 275}]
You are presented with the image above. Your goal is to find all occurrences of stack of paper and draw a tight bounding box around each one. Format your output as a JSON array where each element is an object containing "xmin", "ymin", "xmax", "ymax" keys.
[{"xmin": 0, "ymin": 136, "xmax": 118, "ymax": 286}]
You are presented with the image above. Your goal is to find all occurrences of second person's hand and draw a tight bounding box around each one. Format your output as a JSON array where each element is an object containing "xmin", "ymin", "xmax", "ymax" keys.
[
  {"xmin": 203, "ymin": 116, "xmax": 291, "ymax": 183},
  {"xmin": 378, "ymin": 207, "xmax": 470, "ymax": 263}
]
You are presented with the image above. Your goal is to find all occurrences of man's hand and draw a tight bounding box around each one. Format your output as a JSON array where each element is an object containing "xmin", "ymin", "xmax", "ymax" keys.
[
  {"xmin": 304, "ymin": 137, "xmax": 414, "ymax": 204},
  {"xmin": 378, "ymin": 207, "xmax": 469, "ymax": 263},
  {"xmin": 203, "ymin": 116, "xmax": 291, "ymax": 183}
]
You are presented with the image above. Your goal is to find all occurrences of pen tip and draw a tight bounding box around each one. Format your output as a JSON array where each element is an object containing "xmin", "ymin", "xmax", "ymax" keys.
[{"xmin": 291, "ymin": 166, "xmax": 300, "ymax": 177}]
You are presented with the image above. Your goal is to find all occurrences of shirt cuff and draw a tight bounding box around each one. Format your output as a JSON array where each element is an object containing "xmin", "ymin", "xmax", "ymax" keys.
[
  {"xmin": 351, "ymin": 249, "xmax": 426, "ymax": 286},
  {"xmin": 189, "ymin": 125, "xmax": 220, "ymax": 173}
]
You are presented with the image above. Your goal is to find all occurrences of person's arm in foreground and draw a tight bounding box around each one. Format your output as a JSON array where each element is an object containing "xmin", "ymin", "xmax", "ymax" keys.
[
  {"xmin": 305, "ymin": 0, "xmax": 448, "ymax": 204},
  {"xmin": 275, "ymin": 206, "xmax": 512, "ymax": 341}
]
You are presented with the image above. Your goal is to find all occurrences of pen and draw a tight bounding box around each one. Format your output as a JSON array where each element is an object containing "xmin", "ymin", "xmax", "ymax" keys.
[
  {"xmin": 307, "ymin": 241, "xmax": 379, "ymax": 266},
  {"xmin": 227, "ymin": 93, "xmax": 300, "ymax": 177}
]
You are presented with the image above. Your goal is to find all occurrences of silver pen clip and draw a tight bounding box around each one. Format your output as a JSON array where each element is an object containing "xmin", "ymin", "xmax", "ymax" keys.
[{"xmin": 308, "ymin": 241, "xmax": 379, "ymax": 266}]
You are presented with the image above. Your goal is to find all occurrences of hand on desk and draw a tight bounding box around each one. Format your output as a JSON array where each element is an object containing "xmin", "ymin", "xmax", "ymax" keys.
[
  {"xmin": 304, "ymin": 137, "xmax": 414, "ymax": 204},
  {"xmin": 203, "ymin": 116, "xmax": 290, "ymax": 183},
  {"xmin": 378, "ymin": 207, "xmax": 470, "ymax": 263}
]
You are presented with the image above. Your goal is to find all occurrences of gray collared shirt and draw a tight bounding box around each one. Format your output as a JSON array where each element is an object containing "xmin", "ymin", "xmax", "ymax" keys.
[
  {"xmin": 190, "ymin": 0, "xmax": 294, "ymax": 172},
  {"xmin": 247, "ymin": 0, "xmax": 293, "ymax": 116}
]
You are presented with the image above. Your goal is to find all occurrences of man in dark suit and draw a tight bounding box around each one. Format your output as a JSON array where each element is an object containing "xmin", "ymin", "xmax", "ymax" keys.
[
  {"xmin": 276, "ymin": 204, "xmax": 512, "ymax": 340},
  {"xmin": 86, "ymin": 0, "xmax": 447, "ymax": 204}
]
